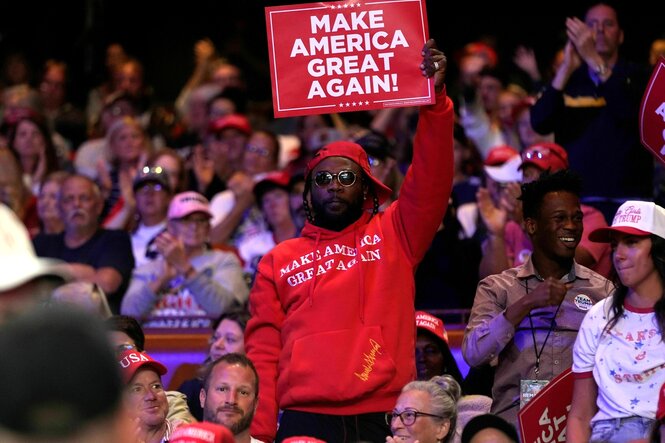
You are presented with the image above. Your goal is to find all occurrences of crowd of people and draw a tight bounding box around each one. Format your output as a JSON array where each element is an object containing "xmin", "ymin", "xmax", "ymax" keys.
[{"xmin": 1, "ymin": 1, "xmax": 665, "ymax": 442}]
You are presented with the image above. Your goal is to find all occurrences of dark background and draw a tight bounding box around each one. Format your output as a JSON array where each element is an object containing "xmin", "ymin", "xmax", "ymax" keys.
[{"xmin": 1, "ymin": 0, "xmax": 662, "ymax": 107}]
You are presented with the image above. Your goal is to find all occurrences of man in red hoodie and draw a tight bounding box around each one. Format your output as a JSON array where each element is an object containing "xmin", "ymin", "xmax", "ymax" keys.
[{"xmin": 245, "ymin": 39, "xmax": 454, "ymax": 442}]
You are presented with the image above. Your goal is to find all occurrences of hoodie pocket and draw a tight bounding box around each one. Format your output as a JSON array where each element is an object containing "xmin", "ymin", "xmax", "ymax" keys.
[{"xmin": 287, "ymin": 326, "xmax": 397, "ymax": 403}]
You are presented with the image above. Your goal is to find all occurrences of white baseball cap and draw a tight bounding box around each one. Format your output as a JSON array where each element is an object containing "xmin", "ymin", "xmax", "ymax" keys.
[
  {"xmin": 484, "ymin": 155, "xmax": 523, "ymax": 184},
  {"xmin": 0, "ymin": 204, "xmax": 69, "ymax": 291},
  {"xmin": 589, "ymin": 200, "xmax": 665, "ymax": 243}
]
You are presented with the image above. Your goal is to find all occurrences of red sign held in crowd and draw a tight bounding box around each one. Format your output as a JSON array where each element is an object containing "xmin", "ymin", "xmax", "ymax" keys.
[
  {"xmin": 640, "ymin": 56, "xmax": 665, "ymax": 165},
  {"xmin": 265, "ymin": 0, "xmax": 432, "ymax": 118},
  {"xmin": 518, "ymin": 368, "xmax": 574, "ymax": 443}
]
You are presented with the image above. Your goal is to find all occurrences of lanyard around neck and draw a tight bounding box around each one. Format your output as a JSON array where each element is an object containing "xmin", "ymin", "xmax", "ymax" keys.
[{"xmin": 525, "ymin": 278, "xmax": 564, "ymax": 376}]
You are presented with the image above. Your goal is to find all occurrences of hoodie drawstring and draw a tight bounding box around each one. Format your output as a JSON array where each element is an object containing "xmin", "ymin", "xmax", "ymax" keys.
[{"xmin": 307, "ymin": 230, "xmax": 321, "ymax": 307}]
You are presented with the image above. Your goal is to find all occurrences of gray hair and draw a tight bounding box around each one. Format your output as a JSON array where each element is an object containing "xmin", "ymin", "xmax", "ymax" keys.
[{"xmin": 402, "ymin": 375, "xmax": 460, "ymax": 443}]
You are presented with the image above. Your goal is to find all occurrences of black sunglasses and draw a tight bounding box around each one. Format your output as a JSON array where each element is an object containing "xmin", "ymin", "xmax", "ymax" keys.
[{"xmin": 313, "ymin": 170, "xmax": 358, "ymax": 188}]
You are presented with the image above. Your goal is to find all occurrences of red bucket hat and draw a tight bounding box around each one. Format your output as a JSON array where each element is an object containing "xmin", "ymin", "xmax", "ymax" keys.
[{"xmin": 304, "ymin": 141, "xmax": 392, "ymax": 209}]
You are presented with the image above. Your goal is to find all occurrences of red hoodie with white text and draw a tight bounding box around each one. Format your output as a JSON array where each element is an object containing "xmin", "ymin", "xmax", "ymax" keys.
[{"xmin": 245, "ymin": 89, "xmax": 454, "ymax": 442}]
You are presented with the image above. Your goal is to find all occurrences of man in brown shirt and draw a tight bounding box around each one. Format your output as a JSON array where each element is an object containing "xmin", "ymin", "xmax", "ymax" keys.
[{"xmin": 462, "ymin": 170, "xmax": 612, "ymax": 426}]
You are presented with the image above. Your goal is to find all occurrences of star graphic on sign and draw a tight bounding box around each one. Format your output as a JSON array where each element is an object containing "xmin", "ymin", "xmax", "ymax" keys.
[
  {"xmin": 346, "ymin": 102, "xmax": 351, "ymax": 107},
  {"xmin": 343, "ymin": 3, "xmax": 348, "ymax": 7},
  {"xmin": 365, "ymin": 101, "xmax": 369, "ymax": 105},
  {"xmin": 352, "ymin": 101, "xmax": 357, "ymax": 106},
  {"xmin": 609, "ymin": 369, "xmax": 616, "ymax": 376},
  {"xmin": 635, "ymin": 341, "xmax": 644, "ymax": 349},
  {"xmin": 339, "ymin": 103, "xmax": 345, "ymax": 108},
  {"xmin": 630, "ymin": 398, "xmax": 639, "ymax": 406}
]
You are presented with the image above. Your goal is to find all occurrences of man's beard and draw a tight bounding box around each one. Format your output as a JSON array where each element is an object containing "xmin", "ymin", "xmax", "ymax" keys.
[
  {"xmin": 204, "ymin": 404, "xmax": 255, "ymax": 435},
  {"xmin": 311, "ymin": 194, "xmax": 364, "ymax": 231}
]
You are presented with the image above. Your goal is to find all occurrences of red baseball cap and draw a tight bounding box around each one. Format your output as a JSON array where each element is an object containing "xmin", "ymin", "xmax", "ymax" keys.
[
  {"xmin": 254, "ymin": 170, "xmax": 291, "ymax": 202},
  {"xmin": 283, "ymin": 437, "xmax": 327, "ymax": 443},
  {"xmin": 304, "ymin": 141, "xmax": 392, "ymax": 209},
  {"xmin": 117, "ymin": 350, "xmax": 167, "ymax": 384},
  {"xmin": 208, "ymin": 114, "xmax": 251, "ymax": 136},
  {"xmin": 484, "ymin": 145, "xmax": 519, "ymax": 166},
  {"xmin": 170, "ymin": 422, "xmax": 235, "ymax": 443},
  {"xmin": 415, "ymin": 311, "xmax": 449, "ymax": 344},
  {"xmin": 520, "ymin": 142, "xmax": 569, "ymax": 173}
]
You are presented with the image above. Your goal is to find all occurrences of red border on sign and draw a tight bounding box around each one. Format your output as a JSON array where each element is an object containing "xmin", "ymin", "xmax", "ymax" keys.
[{"xmin": 265, "ymin": 0, "xmax": 432, "ymax": 118}]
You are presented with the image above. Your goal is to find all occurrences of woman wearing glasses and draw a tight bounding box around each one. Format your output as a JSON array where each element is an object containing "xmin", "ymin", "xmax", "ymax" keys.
[{"xmin": 387, "ymin": 375, "xmax": 459, "ymax": 443}]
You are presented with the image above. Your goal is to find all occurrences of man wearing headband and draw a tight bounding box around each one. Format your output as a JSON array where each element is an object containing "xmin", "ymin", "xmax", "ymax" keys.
[{"xmin": 244, "ymin": 40, "xmax": 453, "ymax": 442}]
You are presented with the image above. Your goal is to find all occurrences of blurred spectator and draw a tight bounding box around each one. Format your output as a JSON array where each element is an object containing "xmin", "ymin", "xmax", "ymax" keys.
[
  {"xmin": 209, "ymin": 128, "xmax": 280, "ymax": 277},
  {"xmin": 208, "ymin": 87, "xmax": 247, "ymax": 121},
  {"xmin": 113, "ymin": 57, "xmax": 153, "ymax": 125},
  {"xmin": 178, "ymin": 309, "xmax": 251, "ymax": 421},
  {"xmin": 175, "ymin": 38, "xmax": 219, "ymax": 118},
  {"xmin": 254, "ymin": 171, "xmax": 298, "ymax": 242},
  {"xmin": 75, "ymin": 92, "xmax": 139, "ymax": 179},
  {"xmin": 86, "ymin": 43, "xmax": 129, "ymax": 133},
  {"xmin": 284, "ymin": 113, "xmax": 342, "ymax": 177},
  {"xmin": 175, "ymin": 83, "xmax": 222, "ymax": 150},
  {"xmin": 1, "ymin": 52, "xmax": 31, "ymax": 88},
  {"xmin": 288, "ymin": 173, "xmax": 306, "ymax": 233},
  {"xmin": 210, "ymin": 60, "xmax": 245, "ymax": 93},
  {"xmin": 0, "ymin": 203, "xmax": 68, "ymax": 318},
  {"xmin": 148, "ymin": 148, "xmax": 189, "ymax": 194},
  {"xmin": 131, "ymin": 167, "xmax": 172, "ymax": 267},
  {"xmin": 355, "ymin": 129, "xmax": 403, "ymax": 210},
  {"xmin": 0, "ymin": 147, "xmax": 39, "ymax": 236},
  {"xmin": 33, "ymin": 174, "xmax": 135, "ymax": 313},
  {"xmin": 36, "ymin": 171, "xmax": 70, "ymax": 235},
  {"xmin": 38, "ymin": 59, "xmax": 86, "ymax": 149},
  {"xmin": 530, "ymin": 2, "xmax": 652, "ymax": 222},
  {"xmin": 50, "ymin": 281, "xmax": 112, "ymax": 318},
  {"xmin": 649, "ymin": 37, "xmax": 665, "ymax": 66},
  {"xmin": 8, "ymin": 114, "xmax": 62, "ymax": 195},
  {"xmin": 189, "ymin": 114, "xmax": 252, "ymax": 200},
  {"xmin": 121, "ymin": 191, "xmax": 248, "ymax": 319},
  {"xmin": 0, "ymin": 306, "xmax": 128, "ymax": 441},
  {"xmin": 458, "ymin": 66, "xmax": 510, "ymax": 158},
  {"xmin": 511, "ymin": 98, "xmax": 553, "ymax": 150},
  {"xmin": 415, "ymin": 311, "xmax": 464, "ymax": 386},
  {"xmin": 415, "ymin": 200, "xmax": 482, "ymax": 310},
  {"xmin": 97, "ymin": 116, "xmax": 153, "ymax": 228},
  {"xmin": 224, "ymin": 171, "xmax": 300, "ymax": 283}
]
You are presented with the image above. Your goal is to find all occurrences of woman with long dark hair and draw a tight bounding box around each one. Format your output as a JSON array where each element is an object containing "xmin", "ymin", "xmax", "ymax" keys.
[{"xmin": 568, "ymin": 200, "xmax": 665, "ymax": 442}]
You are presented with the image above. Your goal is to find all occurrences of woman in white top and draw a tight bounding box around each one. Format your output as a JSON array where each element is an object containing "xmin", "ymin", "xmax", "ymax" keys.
[{"xmin": 568, "ymin": 201, "xmax": 665, "ymax": 442}]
